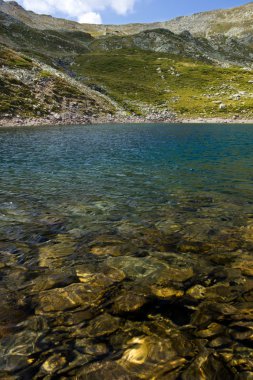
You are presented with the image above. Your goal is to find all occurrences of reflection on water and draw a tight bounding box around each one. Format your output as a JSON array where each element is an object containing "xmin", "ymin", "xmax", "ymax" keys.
[{"xmin": 0, "ymin": 123, "xmax": 253, "ymax": 378}]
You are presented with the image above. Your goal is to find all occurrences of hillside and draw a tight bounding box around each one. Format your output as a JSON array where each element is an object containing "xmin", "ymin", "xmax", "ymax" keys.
[
  {"xmin": 0, "ymin": 1, "xmax": 253, "ymax": 125},
  {"xmin": 0, "ymin": 45, "xmax": 116, "ymax": 124}
]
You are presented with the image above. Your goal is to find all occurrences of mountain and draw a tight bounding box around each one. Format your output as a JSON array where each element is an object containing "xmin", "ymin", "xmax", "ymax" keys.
[
  {"xmin": 1, "ymin": 0, "xmax": 253, "ymax": 39},
  {"xmin": 0, "ymin": 0, "xmax": 253, "ymax": 125}
]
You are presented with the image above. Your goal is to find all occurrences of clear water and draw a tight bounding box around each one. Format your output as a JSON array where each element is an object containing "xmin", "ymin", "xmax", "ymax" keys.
[
  {"xmin": 1, "ymin": 123, "xmax": 253, "ymax": 230},
  {"xmin": 1, "ymin": 123, "xmax": 253, "ymax": 378}
]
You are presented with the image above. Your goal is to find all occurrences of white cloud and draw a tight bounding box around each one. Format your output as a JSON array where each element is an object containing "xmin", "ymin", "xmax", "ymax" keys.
[
  {"xmin": 110, "ymin": 0, "xmax": 135, "ymax": 15},
  {"xmin": 78, "ymin": 12, "xmax": 102, "ymax": 24},
  {"xmin": 16, "ymin": 0, "xmax": 137, "ymax": 24}
]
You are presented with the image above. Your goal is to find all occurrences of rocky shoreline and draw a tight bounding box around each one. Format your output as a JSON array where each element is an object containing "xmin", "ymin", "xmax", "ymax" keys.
[{"xmin": 1, "ymin": 114, "xmax": 253, "ymax": 128}]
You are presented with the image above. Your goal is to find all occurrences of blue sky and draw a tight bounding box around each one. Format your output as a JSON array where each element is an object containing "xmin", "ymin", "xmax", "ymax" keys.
[
  {"xmin": 106, "ymin": 0, "xmax": 250, "ymax": 24},
  {"xmin": 15, "ymin": 0, "xmax": 250, "ymax": 24}
]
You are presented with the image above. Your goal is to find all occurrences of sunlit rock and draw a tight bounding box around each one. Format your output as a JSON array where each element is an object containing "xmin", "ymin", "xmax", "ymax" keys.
[
  {"xmin": 186, "ymin": 285, "xmax": 206, "ymax": 300},
  {"xmin": 36, "ymin": 283, "xmax": 106, "ymax": 314},
  {"xmin": 151, "ymin": 285, "xmax": 184, "ymax": 299},
  {"xmin": 112, "ymin": 290, "xmax": 147, "ymax": 314},
  {"xmin": 38, "ymin": 234, "xmax": 76, "ymax": 268},
  {"xmin": 119, "ymin": 336, "xmax": 186, "ymax": 377},
  {"xmin": 41, "ymin": 353, "xmax": 67, "ymax": 374}
]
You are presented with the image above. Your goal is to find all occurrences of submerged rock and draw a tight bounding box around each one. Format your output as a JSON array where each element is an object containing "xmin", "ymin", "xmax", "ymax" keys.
[
  {"xmin": 186, "ymin": 285, "xmax": 206, "ymax": 300},
  {"xmin": 38, "ymin": 234, "xmax": 76, "ymax": 268},
  {"xmin": 0, "ymin": 331, "xmax": 42, "ymax": 372},
  {"xmin": 181, "ymin": 352, "xmax": 233, "ymax": 379},
  {"xmin": 28, "ymin": 271, "xmax": 77, "ymax": 292},
  {"xmin": 151, "ymin": 285, "xmax": 184, "ymax": 299},
  {"xmin": 75, "ymin": 264, "xmax": 125, "ymax": 286},
  {"xmin": 36, "ymin": 283, "xmax": 106, "ymax": 314},
  {"xmin": 112, "ymin": 290, "xmax": 147, "ymax": 314},
  {"xmin": 75, "ymin": 360, "xmax": 137, "ymax": 380},
  {"xmin": 119, "ymin": 335, "xmax": 187, "ymax": 378},
  {"xmin": 242, "ymin": 223, "xmax": 253, "ymax": 243},
  {"xmin": 75, "ymin": 339, "xmax": 108, "ymax": 356},
  {"xmin": 90, "ymin": 245, "xmax": 121, "ymax": 256},
  {"xmin": 195, "ymin": 323, "xmax": 225, "ymax": 338},
  {"xmin": 84, "ymin": 313, "xmax": 120, "ymax": 337},
  {"xmin": 41, "ymin": 353, "xmax": 67, "ymax": 374}
]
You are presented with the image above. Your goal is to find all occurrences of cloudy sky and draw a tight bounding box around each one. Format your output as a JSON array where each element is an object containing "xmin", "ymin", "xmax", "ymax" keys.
[{"xmin": 13, "ymin": 0, "xmax": 249, "ymax": 24}]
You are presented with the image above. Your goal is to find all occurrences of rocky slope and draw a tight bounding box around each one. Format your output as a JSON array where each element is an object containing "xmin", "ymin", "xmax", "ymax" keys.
[
  {"xmin": 92, "ymin": 29, "xmax": 253, "ymax": 67},
  {"xmin": 0, "ymin": 45, "xmax": 117, "ymax": 125},
  {"xmin": 0, "ymin": 1, "xmax": 253, "ymax": 125}
]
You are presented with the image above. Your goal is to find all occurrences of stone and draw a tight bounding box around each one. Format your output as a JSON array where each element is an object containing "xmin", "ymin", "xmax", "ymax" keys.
[
  {"xmin": 75, "ymin": 339, "xmax": 108, "ymax": 356},
  {"xmin": 195, "ymin": 323, "xmax": 224, "ymax": 338},
  {"xmin": 90, "ymin": 245, "xmax": 121, "ymax": 256},
  {"xmin": 107, "ymin": 256, "xmax": 162, "ymax": 280},
  {"xmin": 181, "ymin": 352, "xmax": 233, "ymax": 379},
  {"xmin": 208, "ymin": 337, "xmax": 232, "ymax": 348},
  {"xmin": 29, "ymin": 271, "xmax": 76, "ymax": 292},
  {"xmin": 0, "ymin": 331, "xmax": 42, "ymax": 372},
  {"xmin": 36, "ymin": 283, "xmax": 106, "ymax": 314},
  {"xmin": 241, "ymin": 224, "xmax": 253, "ymax": 243},
  {"xmin": 119, "ymin": 336, "xmax": 186, "ymax": 378},
  {"xmin": 75, "ymin": 265, "xmax": 125, "ymax": 286},
  {"xmin": 219, "ymin": 103, "xmax": 226, "ymax": 110},
  {"xmin": 84, "ymin": 313, "xmax": 120, "ymax": 337},
  {"xmin": 112, "ymin": 291, "xmax": 147, "ymax": 314},
  {"xmin": 158, "ymin": 266, "xmax": 194, "ymax": 283},
  {"xmin": 238, "ymin": 372, "xmax": 253, "ymax": 380},
  {"xmin": 39, "ymin": 234, "xmax": 76, "ymax": 268},
  {"xmin": 233, "ymin": 258, "xmax": 253, "ymax": 277},
  {"xmin": 41, "ymin": 353, "xmax": 67, "ymax": 374},
  {"xmin": 186, "ymin": 285, "xmax": 206, "ymax": 300},
  {"xmin": 151, "ymin": 286, "xmax": 184, "ymax": 299},
  {"xmin": 75, "ymin": 360, "xmax": 137, "ymax": 380}
]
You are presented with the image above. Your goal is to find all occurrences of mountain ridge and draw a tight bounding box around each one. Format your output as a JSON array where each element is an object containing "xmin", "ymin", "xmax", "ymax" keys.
[
  {"xmin": 1, "ymin": 0, "xmax": 253, "ymax": 38},
  {"xmin": 0, "ymin": 1, "xmax": 253, "ymax": 126}
]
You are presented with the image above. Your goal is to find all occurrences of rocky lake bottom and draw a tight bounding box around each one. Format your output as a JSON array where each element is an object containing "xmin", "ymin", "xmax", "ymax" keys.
[{"xmin": 0, "ymin": 123, "xmax": 253, "ymax": 379}]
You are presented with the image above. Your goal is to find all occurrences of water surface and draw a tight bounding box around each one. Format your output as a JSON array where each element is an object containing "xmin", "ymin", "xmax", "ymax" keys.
[{"xmin": 0, "ymin": 123, "xmax": 253, "ymax": 378}]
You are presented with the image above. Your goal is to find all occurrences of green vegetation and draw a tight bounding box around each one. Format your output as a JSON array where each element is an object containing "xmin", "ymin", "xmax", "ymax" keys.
[
  {"xmin": 0, "ymin": 47, "xmax": 33, "ymax": 68},
  {"xmin": 39, "ymin": 70, "xmax": 53, "ymax": 79},
  {"xmin": 73, "ymin": 50, "xmax": 253, "ymax": 118},
  {"xmin": 0, "ymin": 74, "xmax": 38, "ymax": 116},
  {"xmin": 0, "ymin": 45, "xmax": 114, "ymax": 118}
]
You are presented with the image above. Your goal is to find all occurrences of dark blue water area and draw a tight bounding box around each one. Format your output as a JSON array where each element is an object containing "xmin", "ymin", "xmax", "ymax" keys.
[{"xmin": 0, "ymin": 123, "xmax": 253, "ymax": 225}]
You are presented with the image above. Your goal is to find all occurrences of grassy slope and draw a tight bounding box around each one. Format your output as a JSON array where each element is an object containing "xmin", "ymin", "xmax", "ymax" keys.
[
  {"xmin": 73, "ymin": 50, "xmax": 253, "ymax": 119},
  {"xmin": 0, "ymin": 46, "xmax": 115, "ymax": 118}
]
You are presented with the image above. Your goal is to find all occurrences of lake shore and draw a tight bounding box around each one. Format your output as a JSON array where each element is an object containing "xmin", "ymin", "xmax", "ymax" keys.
[{"xmin": 1, "ymin": 114, "xmax": 253, "ymax": 127}]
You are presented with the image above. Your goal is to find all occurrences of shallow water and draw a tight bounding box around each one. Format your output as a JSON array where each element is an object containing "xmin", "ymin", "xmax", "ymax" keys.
[{"xmin": 0, "ymin": 123, "xmax": 253, "ymax": 378}]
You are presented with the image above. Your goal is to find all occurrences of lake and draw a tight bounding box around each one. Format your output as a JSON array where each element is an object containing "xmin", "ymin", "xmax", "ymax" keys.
[{"xmin": 0, "ymin": 123, "xmax": 253, "ymax": 378}]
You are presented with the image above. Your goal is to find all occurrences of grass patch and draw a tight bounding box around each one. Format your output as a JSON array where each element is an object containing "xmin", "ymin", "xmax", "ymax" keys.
[
  {"xmin": 72, "ymin": 50, "xmax": 253, "ymax": 118},
  {"xmin": 0, "ymin": 46, "xmax": 33, "ymax": 68}
]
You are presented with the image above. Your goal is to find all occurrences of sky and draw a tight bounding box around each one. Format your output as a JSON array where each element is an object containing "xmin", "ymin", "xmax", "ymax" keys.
[{"xmin": 12, "ymin": 0, "xmax": 250, "ymax": 25}]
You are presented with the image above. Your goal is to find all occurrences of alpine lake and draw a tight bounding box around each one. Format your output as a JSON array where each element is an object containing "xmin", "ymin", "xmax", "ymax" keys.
[{"xmin": 1, "ymin": 123, "xmax": 253, "ymax": 379}]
